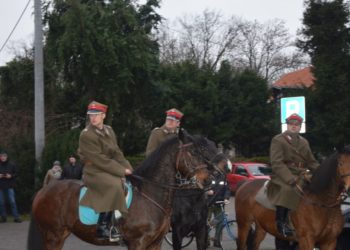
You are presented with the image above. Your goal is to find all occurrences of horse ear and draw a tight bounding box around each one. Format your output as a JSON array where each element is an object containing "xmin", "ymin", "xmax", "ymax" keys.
[{"xmin": 178, "ymin": 128, "xmax": 191, "ymax": 144}]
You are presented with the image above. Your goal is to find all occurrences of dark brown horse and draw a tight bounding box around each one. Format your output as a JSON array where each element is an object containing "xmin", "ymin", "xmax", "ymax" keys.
[
  {"xmin": 170, "ymin": 153, "xmax": 229, "ymax": 250},
  {"xmin": 235, "ymin": 145, "xmax": 350, "ymax": 250},
  {"xmin": 27, "ymin": 129, "xmax": 219, "ymax": 250}
]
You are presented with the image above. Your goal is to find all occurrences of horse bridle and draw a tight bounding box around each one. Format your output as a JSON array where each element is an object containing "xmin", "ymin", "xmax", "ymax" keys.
[
  {"xmin": 294, "ymin": 160, "xmax": 350, "ymax": 208},
  {"xmin": 175, "ymin": 142, "xmax": 209, "ymax": 188},
  {"xmin": 131, "ymin": 141, "xmax": 214, "ymax": 214}
]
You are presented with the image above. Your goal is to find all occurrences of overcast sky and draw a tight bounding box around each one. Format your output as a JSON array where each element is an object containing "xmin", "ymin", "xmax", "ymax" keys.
[{"xmin": 0, "ymin": 0, "xmax": 305, "ymax": 66}]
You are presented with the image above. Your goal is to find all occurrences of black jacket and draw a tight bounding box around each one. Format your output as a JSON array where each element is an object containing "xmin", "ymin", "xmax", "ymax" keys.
[
  {"xmin": 207, "ymin": 171, "xmax": 231, "ymax": 207},
  {"xmin": 61, "ymin": 163, "xmax": 83, "ymax": 180},
  {"xmin": 0, "ymin": 160, "xmax": 18, "ymax": 189}
]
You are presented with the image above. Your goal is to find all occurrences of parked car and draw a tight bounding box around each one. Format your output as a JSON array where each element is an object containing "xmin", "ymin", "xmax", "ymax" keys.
[{"xmin": 226, "ymin": 162, "xmax": 271, "ymax": 194}]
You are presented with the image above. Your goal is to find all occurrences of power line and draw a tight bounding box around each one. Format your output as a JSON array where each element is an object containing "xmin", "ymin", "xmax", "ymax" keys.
[{"xmin": 0, "ymin": 0, "xmax": 32, "ymax": 55}]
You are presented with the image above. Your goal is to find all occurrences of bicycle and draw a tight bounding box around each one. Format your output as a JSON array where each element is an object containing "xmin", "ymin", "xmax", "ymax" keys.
[{"xmin": 164, "ymin": 200, "xmax": 236, "ymax": 249}]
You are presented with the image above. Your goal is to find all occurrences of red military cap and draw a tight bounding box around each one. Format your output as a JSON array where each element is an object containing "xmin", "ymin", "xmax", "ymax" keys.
[
  {"xmin": 165, "ymin": 108, "xmax": 184, "ymax": 121},
  {"xmin": 286, "ymin": 113, "xmax": 303, "ymax": 124},
  {"xmin": 87, "ymin": 101, "xmax": 108, "ymax": 114}
]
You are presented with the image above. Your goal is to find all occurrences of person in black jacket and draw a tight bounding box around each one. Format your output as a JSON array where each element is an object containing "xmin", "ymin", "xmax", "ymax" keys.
[
  {"xmin": 0, "ymin": 151, "xmax": 21, "ymax": 223},
  {"xmin": 61, "ymin": 154, "xmax": 83, "ymax": 180},
  {"xmin": 206, "ymin": 154, "xmax": 231, "ymax": 247}
]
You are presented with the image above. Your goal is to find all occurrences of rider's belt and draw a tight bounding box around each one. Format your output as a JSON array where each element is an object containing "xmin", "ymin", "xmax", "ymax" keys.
[{"xmin": 285, "ymin": 162, "xmax": 305, "ymax": 169}]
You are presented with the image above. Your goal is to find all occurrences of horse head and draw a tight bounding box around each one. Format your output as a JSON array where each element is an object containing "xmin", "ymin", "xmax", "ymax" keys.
[
  {"xmin": 175, "ymin": 128, "xmax": 219, "ymax": 188},
  {"xmin": 337, "ymin": 145, "xmax": 350, "ymax": 191},
  {"xmin": 309, "ymin": 145, "xmax": 350, "ymax": 197}
]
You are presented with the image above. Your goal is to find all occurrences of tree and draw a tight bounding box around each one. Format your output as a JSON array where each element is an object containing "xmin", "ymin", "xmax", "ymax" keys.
[
  {"xmin": 158, "ymin": 10, "xmax": 241, "ymax": 70},
  {"xmin": 233, "ymin": 19, "xmax": 308, "ymax": 84},
  {"xmin": 214, "ymin": 61, "xmax": 275, "ymax": 156},
  {"xmin": 43, "ymin": 0, "xmax": 162, "ymax": 153},
  {"xmin": 158, "ymin": 10, "xmax": 308, "ymax": 84},
  {"xmin": 298, "ymin": 0, "xmax": 350, "ymax": 153}
]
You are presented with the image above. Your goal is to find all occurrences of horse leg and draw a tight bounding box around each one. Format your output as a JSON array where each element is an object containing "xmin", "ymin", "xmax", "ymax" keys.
[
  {"xmin": 236, "ymin": 220, "xmax": 253, "ymax": 250},
  {"xmin": 195, "ymin": 225, "xmax": 208, "ymax": 250},
  {"xmin": 317, "ymin": 240, "xmax": 337, "ymax": 250},
  {"xmin": 251, "ymin": 224, "xmax": 266, "ymax": 250},
  {"xmin": 296, "ymin": 236, "xmax": 315, "ymax": 250},
  {"xmin": 43, "ymin": 229, "xmax": 70, "ymax": 250},
  {"xmin": 171, "ymin": 227, "xmax": 183, "ymax": 250}
]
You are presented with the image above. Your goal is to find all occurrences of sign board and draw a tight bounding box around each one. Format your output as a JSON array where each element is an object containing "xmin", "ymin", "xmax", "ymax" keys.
[{"xmin": 280, "ymin": 96, "xmax": 306, "ymax": 133}]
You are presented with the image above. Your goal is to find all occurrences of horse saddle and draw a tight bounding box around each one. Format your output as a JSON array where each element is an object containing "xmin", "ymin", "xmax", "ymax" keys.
[
  {"xmin": 255, "ymin": 180, "xmax": 296, "ymax": 234},
  {"xmin": 78, "ymin": 181, "xmax": 133, "ymax": 225}
]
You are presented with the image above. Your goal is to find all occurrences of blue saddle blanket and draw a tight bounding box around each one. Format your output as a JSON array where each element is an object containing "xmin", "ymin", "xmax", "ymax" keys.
[{"xmin": 78, "ymin": 181, "xmax": 133, "ymax": 225}]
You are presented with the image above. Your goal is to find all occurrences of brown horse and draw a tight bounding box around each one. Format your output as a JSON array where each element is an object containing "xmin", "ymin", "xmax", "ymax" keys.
[
  {"xmin": 235, "ymin": 145, "xmax": 350, "ymax": 250},
  {"xmin": 27, "ymin": 129, "xmax": 219, "ymax": 250}
]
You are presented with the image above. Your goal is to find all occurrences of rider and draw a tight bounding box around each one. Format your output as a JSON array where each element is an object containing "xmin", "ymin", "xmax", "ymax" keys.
[
  {"xmin": 78, "ymin": 101, "xmax": 133, "ymax": 241},
  {"xmin": 206, "ymin": 154, "xmax": 231, "ymax": 247},
  {"xmin": 267, "ymin": 113, "xmax": 319, "ymax": 237},
  {"xmin": 145, "ymin": 108, "xmax": 183, "ymax": 156}
]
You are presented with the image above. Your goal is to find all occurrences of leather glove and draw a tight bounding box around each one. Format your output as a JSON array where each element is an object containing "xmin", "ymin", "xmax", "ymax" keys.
[{"xmin": 303, "ymin": 170, "xmax": 312, "ymax": 183}]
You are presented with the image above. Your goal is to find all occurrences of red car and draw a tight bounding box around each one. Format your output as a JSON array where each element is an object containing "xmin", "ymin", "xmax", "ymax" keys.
[{"xmin": 226, "ymin": 162, "xmax": 271, "ymax": 194}]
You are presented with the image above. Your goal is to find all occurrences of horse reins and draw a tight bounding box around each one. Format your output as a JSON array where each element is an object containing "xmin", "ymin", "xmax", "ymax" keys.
[
  {"xmin": 128, "ymin": 141, "xmax": 213, "ymax": 214},
  {"xmin": 294, "ymin": 170, "xmax": 350, "ymax": 208}
]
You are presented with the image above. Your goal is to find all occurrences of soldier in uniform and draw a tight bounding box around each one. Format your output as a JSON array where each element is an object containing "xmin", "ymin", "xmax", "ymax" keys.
[
  {"xmin": 78, "ymin": 101, "xmax": 133, "ymax": 241},
  {"xmin": 145, "ymin": 108, "xmax": 183, "ymax": 156},
  {"xmin": 267, "ymin": 113, "xmax": 319, "ymax": 238}
]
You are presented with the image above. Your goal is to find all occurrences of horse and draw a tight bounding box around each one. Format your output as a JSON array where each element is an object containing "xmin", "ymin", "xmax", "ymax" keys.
[
  {"xmin": 170, "ymin": 153, "xmax": 229, "ymax": 250},
  {"xmin": 27, "ymin": 129, "xmax": 219, "ymax": 250},
  {"xmin": 235, "ymin": 145, "xmax": 350, "ymax": 250}
]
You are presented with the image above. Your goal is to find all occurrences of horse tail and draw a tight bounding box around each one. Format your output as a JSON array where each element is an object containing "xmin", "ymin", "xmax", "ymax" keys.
[
  {"xmin": 246, "ymin": 226, "xmax": 255, "ymax": 250},
  {"xmin": 27, "ymin": 213, "xmax": 44, "ymax": 250}
]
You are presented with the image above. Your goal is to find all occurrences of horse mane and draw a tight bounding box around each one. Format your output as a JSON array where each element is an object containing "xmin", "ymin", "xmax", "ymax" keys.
[
  {"xmin": 128, "ymin": 131, "xmax": 218, "ymax": 187},
  {"xmin": 307, "ymin": 151, "xmax": 338, "ymax": 194},
  {"xmin": 132, "ymin": 136, "xmax": 179, "ymax": 180},
  {"xmin": 191, "ymin": 134, "xmax": 218, "ymax": 162}
]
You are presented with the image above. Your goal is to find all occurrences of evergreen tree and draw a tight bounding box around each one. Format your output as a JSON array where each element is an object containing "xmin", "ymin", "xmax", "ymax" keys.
[
  {"xmin": 298, "ymin": 0, "xmax": 350, "ymax": 153},
  {"xmin": 43, "ymin": 0, "xmax": 162, "ymax": 153}
]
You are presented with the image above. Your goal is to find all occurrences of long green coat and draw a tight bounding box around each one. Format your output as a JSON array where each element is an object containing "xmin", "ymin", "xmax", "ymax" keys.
[
  {"xmin": 78, "ymin": 124, "xmax": 132, "ymax": 215},
  {"xmin": 145, "ymin": 125, "xmax": 178, "ymax": 157},
  {"xmin": 267, "ymin": 130, "xmax": 319, "ymax": 210}
]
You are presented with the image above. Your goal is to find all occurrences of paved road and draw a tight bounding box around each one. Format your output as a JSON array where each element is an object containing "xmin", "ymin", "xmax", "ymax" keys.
[{"xmin": 0, "ymin": 197, "xmax": 275, "ymax": 250}]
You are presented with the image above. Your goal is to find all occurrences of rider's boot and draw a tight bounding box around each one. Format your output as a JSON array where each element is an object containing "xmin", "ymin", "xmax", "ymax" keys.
[
  {"xmin": 97, "ymin": 212, "xmax": 110, "ymax": 240},
  {"xmin": 276, "ymin": 206, "xmax": 294, "ymax": 237},
  {"xmin": 109, "ymin": 211, "xmax": 123, "ymax": 242},
  {"xmin": 97, "ymin": 211, "xmax": 122, "ymax": 241}
]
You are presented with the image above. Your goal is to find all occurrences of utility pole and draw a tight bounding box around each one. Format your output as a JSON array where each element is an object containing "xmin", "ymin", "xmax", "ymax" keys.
[{"xmin": 34, "ymin": 0, "xmax": 45, "ymax": 170}]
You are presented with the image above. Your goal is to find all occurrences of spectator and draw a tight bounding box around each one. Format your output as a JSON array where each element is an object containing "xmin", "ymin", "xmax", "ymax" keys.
[
  {"xmin": 43, "ymin": 161, "xmax": 62, "ymax": 186},
  {"xmin": 145, "ymin": 108, "xmax": 183, "ymax": 157},
  {"xmin": 61, "ymin": 154, "xmax": 83, "ymax": 180},
  {"xmin": 0, "ymin": 150, "xmax": 22, "ymax": 223}
]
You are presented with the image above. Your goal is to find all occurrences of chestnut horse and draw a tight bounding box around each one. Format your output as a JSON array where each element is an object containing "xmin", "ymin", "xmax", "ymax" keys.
[
  {"xmin": 235, "ymin": 145, "xmax": 350, "ymax": 250},
  {"xmin": 27, "ymin": 129, "xmax": 219, "ymax": 250}
]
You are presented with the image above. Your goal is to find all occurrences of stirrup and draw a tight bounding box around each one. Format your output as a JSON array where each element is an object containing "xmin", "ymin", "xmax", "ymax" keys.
[
  {"xmin": 278, "ymin": 223, "xmax": 294, "ymax": 237},
  {"xmin": 109, "ymin": 226, "xmax": 122, "ymax": 242}
]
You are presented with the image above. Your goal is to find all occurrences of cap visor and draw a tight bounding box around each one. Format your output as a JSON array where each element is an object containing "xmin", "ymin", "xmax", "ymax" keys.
[
  {"xmin": 166, "ymin": 116, "xmax": 179, "ymax": 121},
  {"xmin": 87, "ymin": 110, "xmax": 103, "ymax": 114}
]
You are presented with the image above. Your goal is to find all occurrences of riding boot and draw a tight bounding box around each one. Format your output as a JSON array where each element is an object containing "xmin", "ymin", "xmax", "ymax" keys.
[
  {"xmin": 276, "ymin": 206, "xmax": 294, "ymax": 237},
  {"xmin": 97, "ymin": 212, "xmax": 110, "ymax": 240},
  {"xmin": 109, "ymin": 212, "xmax": 122, "ymax": 242}
]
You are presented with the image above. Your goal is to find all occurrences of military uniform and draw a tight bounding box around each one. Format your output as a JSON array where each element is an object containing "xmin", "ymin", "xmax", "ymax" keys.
[
  {"xmin": 145, "ymin": 125, "xmax": 178, "ymax": 157},
  {"xmin": 267, "ymin": 130, "xmax": 319, "ymax": 210},
  {"xmin": 79, "ymin": 124, "xmax": 132, "ymax": 216}
]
